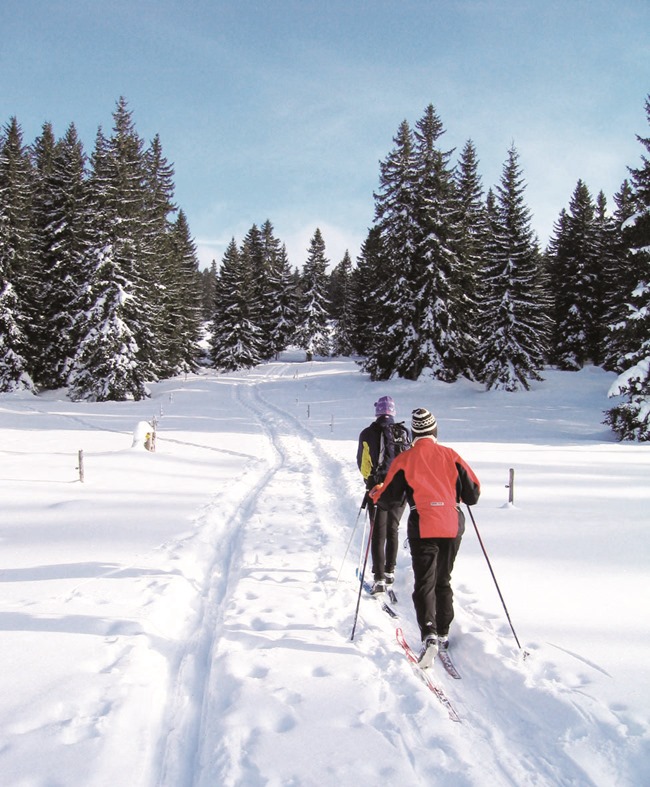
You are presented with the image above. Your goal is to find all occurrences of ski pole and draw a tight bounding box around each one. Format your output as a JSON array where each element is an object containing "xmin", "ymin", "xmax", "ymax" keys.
[
  {"xmin": 465, "ymin": 505, "xmax": 525, "ymax": 653},
  {"xmin": 336, "ymin": 494, "xmax": 368, "ymax": 582},
  {"xmin": 357, "ymin": 504, "xmax": 370, "ymax": 579},
  {"xmin": 350, "ymin": 504, "xmax": 375, "ymax": 641}
]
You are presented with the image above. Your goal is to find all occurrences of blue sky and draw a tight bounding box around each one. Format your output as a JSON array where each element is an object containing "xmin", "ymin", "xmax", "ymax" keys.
[{"xmin": 2, "ymin": 0, "xmax": 648, "ymax": 270}]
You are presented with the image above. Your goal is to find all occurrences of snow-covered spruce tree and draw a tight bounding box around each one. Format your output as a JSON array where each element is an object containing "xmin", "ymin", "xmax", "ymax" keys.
[
  {"xmin": 296, "ymin": 228, "xmax": 331, "ymax": 360},
  {"xmin": 605, "ymin": 280, "xmax": 650, "ymax": 440},
  {"xmin": 408, "ymin": 105, "xmax": 470, "ymax": 381},
  {"xmin": 66, "ymin": 244, "xmax": 145, "ymax": 402},
  {"xmin": 349, "ymin": 227, "xmax": 385, "ymax": 358},
  {"xmin": 0, "ymin": 280, "xmax": 33, "ymax": 392},
  {"xmin": 239, "ymin": 223, "xmax": 266, "ymax": 351},
  {"xmin": 253, "ymin": 220, "xmax": 296, "ymax": 360},
  {"xmin": 591, "ymin": 190, "xmax": 620, "ymax": 365},
  {"xmin": 454, "ymin": 138, "xmax": 487, "ymax": 378},
  {"xmin": 162, "ymin": 209, "xmax": 203, "ymax": 375},
  {"xmin": 28, "ymin": 120, "xmax": 57, "ymax": 373},
  {"xmin": 0, "ymin": 117, "xmax": 34, "ymax": 392},
  {"xmin": 68, "ymin": 99, "xmax": 193, "ymax": 399},
  {"xmin": 106, "ymin": 98, "xmax": 162, "ymax": 382},
  {"xmin": 601, "ymin": 179, "xmax": 637, "ymax": 371},
  {"xmin": 361, "ymin": 120, "xmax": 418, "ymax": 380},
  {"xmin": 476, "ymin": 147, "xmax": 550, "ymax": 391},
  {"xmin": 30, "ymin": 122, "xmax": 93, "ymax": 389},
  {"xmin": 144, "ymin": 135, "xmax": 203, "ymax": 378},
  {"xmin": 210, "ymin": 238, "xmax": 262, "ymax": 371},
  {"xmin": 142, "ymin": 131, "xmax": 177, "ymax": 376},
  {"xmin": 327, "ymin": 250, "xmax": 347, "ymax": 321},
  {"xmin": 263, "ymin": 237, "xmax": 297, "ymax": 359},
  {"xmin": 200, "ymin": 260, "xmax": 218, "ymax": 321},
  {"xmin": 605, "ymin": 96, "xmax": 650, "ymax": 440},
  {"xmin": 330, "ymin": 250, "xmax": 355, "ymax": 356},
  {"xmin": 547, "ymin": 180, "xmax": 603, "ymax": 369},
  {"xmin": 67, "ymin": 125, "xmax": 147, "ymax": 401}
]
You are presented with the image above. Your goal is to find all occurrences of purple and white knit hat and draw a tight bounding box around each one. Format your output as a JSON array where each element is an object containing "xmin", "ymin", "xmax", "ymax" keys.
[{"xmin": 374, "ymin": 395, "xmax": 396, "ymax": 417}]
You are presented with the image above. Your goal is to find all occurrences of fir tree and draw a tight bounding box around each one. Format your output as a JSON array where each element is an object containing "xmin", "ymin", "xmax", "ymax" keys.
[
  {"xmin": 67, "ymin": 244, "xmax": 146, "ymax": 401},
  {"xmin": 239, "ymin": 223, "xmax": 266, "ymax": 350},
  {"xmin": 143, "ymin": 133, "xmax": 177, "ymax": 365},
  {"xmin": 350, "ymin": 227, "xmax": 385, "ymax": 358},
  {"xmin": 362, "ymin": 120, "xmax": 418, "ymax": 380},
  {"xmin": 0, "ymin": 277, "xmax": 33, "ymax": 392},
  {"xmin": 253, "ymin": 220, "xmax": 295, "ymax": 360},
  {"xmin": 30, "ymin": 122, "xmax": 92, "ymax": 388},
  {"xmin": 163, "ymin": 210, "xmax": 203, "ymax": 375},
  {"xmin": 605, "ymin": 95, "xmax": 650, "ymax": 440},
  {"xmin": 477, "ymin": 147, "xmax": 550, "ymax": 391},
  {"xmin": 330, "ymin": 250, "xmax": 355, "ymax": 356},
  {"xmin": 210, "ymin": 239, "xmax": 262, "ymax": 370},
  {"xmin": 454, "ymin": 138, "xmax": 487, "ymax": 377},
  {"xmin": 107, "ymin": 98, "xmax": 161, "ymax": 381},
  {"xmin": 0, "ymin": 117, "xmax": 34, "ymax": 392},
  {"xmin": 328, "ymin": 250, "xmax": 348, "ymax": 321},
  {"xmin": 262, "ymin": 233, "xmax": 296, "ymax": 359},
  {"xmin": 29, "ymin": 120, "xmax": 57, "ymax": 365},
  {"xmin": 201, "ymin": 261, "xmax": 218, "ymax": 321},
  {"xmin": 547, "ymin": 180, "xmax": 602, "ymax": 369},
  {"xmin": 408, "ymin": 104, "xmax": 467, "ymax": 381},
  {"xmin": 296, "ymin": 228, "xmax": 331, "ymax": 360},
  {"xmin": 601, "ymin": 180, "xmax": 637, "ymax": 370},
  {"xmin": 68, "ymin": 121, "xmax": 147, "ymax": 401},
  {"xmin": 591, "ymin": 190, "xmax": 618, "ymax": 365}
]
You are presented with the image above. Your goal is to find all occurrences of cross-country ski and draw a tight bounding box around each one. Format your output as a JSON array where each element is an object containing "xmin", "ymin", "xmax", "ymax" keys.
[{"xmin": 396, "ymin": 628, "xmax": 462, "ymax": 722}]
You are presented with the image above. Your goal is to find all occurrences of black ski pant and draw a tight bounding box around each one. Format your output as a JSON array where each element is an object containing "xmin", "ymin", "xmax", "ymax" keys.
[
  {"xmin": 408, "ymin": 512, "xmax": 465, "ymax": 640},
  {"xmin": 368, "ymin": 500, "xmax": 405, "ymax": 581}
]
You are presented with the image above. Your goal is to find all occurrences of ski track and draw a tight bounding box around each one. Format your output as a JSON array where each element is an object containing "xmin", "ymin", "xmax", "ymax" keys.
[
  {"xmin": 192, "ymin": 371, "xmax": 367, "ymax": 785},
  {"xmin": 155, "ymin": 366, "xmax": 364, "ymax": 786}
]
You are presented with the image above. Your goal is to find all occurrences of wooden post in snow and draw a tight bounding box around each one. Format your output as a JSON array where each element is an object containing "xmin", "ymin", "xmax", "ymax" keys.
[
  {"xmin": 506, "ymin": 468, "xmax": 515, "ymax": 504},
  {"xmin": 78, "ymin": 450, "xmax": 85, "ymax": 483}
]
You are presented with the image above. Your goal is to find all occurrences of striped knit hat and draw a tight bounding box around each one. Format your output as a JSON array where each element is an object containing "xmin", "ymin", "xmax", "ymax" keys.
[{"xmin": 411, "ymin": 408, "xmax": 438, "ymax": 437}]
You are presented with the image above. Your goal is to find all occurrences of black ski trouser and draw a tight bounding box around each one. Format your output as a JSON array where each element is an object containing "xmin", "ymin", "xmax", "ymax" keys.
[
  {"xmin": 369, "ymin": 500, "xmax": 405, "ymax": 581},
  {"xmin": 408, "ymin": 512, "xmax": 465, "ymax": 640}
]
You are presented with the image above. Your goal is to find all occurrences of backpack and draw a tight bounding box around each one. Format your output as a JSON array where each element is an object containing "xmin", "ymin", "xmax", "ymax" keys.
[{"xmin": 376, "ymin": 421, "xmax": 411, "ymax": 482}]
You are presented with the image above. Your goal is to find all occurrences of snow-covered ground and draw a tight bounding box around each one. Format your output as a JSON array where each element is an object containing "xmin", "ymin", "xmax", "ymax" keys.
[{"xmin": 0, "ymin": 355, "xmax": 648, "ymax": 786}]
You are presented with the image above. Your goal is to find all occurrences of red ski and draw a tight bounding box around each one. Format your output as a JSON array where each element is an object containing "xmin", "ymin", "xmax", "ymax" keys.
[{"xmin": 396, "ymin": 628, "xmax": 461, "ymax": 723}]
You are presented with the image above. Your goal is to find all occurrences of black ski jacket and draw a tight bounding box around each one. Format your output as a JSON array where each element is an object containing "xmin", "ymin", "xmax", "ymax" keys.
[{"xmin": 357, "ymin": 415, "xmax": 397, "ymax": 489}]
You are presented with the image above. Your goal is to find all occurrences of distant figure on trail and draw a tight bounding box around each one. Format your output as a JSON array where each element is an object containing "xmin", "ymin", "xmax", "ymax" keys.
[
  {"xmin": 370, "ymin": 408, "xmax": 480, "ymax": 666},
  {"xmin": 357, "ymin": 396, "xmax": 410, "ymax": 594}
]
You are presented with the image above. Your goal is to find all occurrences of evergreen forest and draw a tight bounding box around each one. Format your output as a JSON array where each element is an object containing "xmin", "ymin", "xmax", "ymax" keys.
[{"xmin": 1, "ymin": 97, "xmax": 649, "ymax": 440}]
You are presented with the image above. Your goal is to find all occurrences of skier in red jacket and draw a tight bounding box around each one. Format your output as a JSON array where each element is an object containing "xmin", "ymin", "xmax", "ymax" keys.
[{"xmin": 370, "ymin": 407, "xmax": 480, "ymax": 667}]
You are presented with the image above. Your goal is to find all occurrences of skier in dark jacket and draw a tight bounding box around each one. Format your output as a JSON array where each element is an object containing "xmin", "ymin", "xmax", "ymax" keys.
[
  {"xmin": 370, "ymin": 407, "xmax": 480, "ymax": 666},
  {"xmin": 356, "ymin": 396, "xmax": 407, "ymax": 594}
]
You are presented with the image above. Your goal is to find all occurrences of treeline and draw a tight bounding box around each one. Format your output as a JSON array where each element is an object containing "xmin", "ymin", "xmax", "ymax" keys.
[
  {"xmin": 1, "ymin": 97, "xmax": 649, "ymax": 439},
  {"xmin": 202, "ymin": 99, "xmax": 650, "ymax": 439},
  {"xmin": 357, "ymin": 102, "xmax": 650, "ymax": 395},
  {"xmin": 201, "ymin": 223, "xmax": 351, "ymax": 368},
  {"xmin": 0, "ymin": 97, "xmax": 203, "ymax": 401}
]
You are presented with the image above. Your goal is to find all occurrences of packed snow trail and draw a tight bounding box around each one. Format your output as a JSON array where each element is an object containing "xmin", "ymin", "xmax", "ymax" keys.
[{"xmin": 159, "ymin": 372, "xmax": 425, "ymax": 785}]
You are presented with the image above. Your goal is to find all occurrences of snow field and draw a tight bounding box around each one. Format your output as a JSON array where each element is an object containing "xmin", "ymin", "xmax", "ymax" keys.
[{"xmin": 0, "ymin": 357, "xmax": 648, "ymax": 785}]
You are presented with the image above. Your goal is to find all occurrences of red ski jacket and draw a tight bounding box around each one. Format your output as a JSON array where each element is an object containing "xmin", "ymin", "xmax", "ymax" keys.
[{"xmin": 371, "ymin": 437, "xmax": 480, "ymax": 538}]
